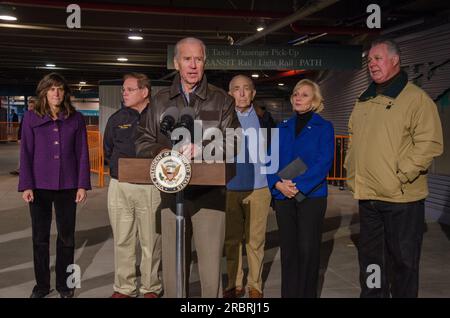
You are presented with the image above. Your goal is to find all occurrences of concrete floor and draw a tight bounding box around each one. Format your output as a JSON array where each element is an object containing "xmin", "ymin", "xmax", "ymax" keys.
[{"xmin": 1, "ymin": 142, "xmax": 449, "ymax": 298}]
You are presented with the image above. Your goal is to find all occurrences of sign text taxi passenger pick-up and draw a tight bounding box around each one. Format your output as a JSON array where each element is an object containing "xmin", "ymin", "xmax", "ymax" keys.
[{"xmin": 167, "ymin": 45, "xmax": 362, "ymax": 70}]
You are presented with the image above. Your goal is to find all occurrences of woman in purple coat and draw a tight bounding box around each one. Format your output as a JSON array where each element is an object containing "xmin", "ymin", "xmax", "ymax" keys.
[{"xmin": 18, "ymin": 73, "xmax": 91, "ymax": 298}]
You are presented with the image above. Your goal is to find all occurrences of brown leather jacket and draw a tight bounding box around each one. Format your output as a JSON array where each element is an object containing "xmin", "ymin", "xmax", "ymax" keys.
[{"xmin": 135, "ymin": 73, "xmax": 240, "ymax": 159}]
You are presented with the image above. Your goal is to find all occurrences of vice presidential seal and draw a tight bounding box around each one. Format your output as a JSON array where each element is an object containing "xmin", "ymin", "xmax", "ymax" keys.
[{"xmin": 150, "ymin": 150, "xmax": 192, "ymax": 193}]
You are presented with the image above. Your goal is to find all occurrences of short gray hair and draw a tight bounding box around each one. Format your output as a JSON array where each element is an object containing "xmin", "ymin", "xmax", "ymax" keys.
[
  {"xmin": 371, "ymin": 38, "xmax": 401, "ymax": 57},
  {"xmin": 228, "ymin": 74, "xmax": 255, "ymax": 92},
  {"xmin": 174, "ymin": 37, "xmax": 206, "ymax": 61}
]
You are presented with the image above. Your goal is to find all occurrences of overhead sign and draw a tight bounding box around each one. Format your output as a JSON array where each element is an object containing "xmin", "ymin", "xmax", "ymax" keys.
[{"xmin": 167, "ymin": 45, "xmax": 362, "ymax": 70}]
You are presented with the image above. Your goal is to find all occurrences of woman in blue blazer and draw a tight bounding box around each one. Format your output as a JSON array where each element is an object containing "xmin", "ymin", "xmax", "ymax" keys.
[{"xmin": 267, "ymin": 79, "xmax": 334, "ymax": 298}]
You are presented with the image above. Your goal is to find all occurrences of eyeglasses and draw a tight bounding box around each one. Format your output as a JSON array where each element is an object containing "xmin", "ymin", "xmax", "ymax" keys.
[{"xmin": 121, "ymin": 87, "xmax": 142, "ymax": 94}]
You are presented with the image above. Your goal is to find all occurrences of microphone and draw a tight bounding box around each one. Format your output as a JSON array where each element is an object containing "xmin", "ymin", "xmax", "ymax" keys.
[
  {"xmin": 177, "ymin": 107, "xmax": 195, "ymax": 143},
  {"xmin": 160, "ymin": 106, "xmax": 179, "ymax": 136}
]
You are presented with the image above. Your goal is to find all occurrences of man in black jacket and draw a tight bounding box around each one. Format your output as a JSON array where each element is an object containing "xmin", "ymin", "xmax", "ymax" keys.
[
  {"xmin": 135, "ymin": 37, "xmax": 240, "ymax": 298},
  {"xmin": 104, "ymin": 73, "xmax": 162, "ymax": 298}
]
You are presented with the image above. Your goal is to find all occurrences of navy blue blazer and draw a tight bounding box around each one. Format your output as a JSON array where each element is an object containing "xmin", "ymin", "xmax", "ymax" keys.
[{"xmin": 267, "ymin": 112, "xmax": 334, "ymax": 200}]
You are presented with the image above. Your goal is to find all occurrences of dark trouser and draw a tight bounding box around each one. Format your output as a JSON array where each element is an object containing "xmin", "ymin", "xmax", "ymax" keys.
[
  {"xmin": 274, "ymin": 197, "xmax": 327, "ymax": 298},
  {"xmin": 29, "ymin": 189, "xmax": 77, "ymax": 293},
  {"xmin": 358, "ymin": 199, "xmax": 425, "ymax": 298}
]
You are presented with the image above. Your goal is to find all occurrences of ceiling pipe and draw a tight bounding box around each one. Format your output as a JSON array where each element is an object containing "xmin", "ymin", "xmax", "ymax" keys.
[
  {"xmin": 158, "ymin": 70, "xmax": 178, "ymax": 81},
  {"xmin": 293, "ymin": 32, "xmax": 328, "ymax": 45},
  {"xmin": 235, "ymin": 0, "xmax": 340, "ymax": 46},
  {"xmin": 290, "ymin": 23, "xmax": 381, "ymax": 35},
  {"xmin": 1, "ymin": 0, "xmax": 289, "ymax": 19},
  {"xmin": 0, "ymin": 21, "xmax": 276, "ymax": 36},
  {"xmin": 287, "ymin": 34, "xmax": 308, "ymax": 45}
]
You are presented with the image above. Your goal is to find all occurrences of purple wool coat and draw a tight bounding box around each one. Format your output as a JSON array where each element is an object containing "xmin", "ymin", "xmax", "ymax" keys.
[{"xmin": 18, "ymin": 110, "xmax": 91, "ymax": 192}]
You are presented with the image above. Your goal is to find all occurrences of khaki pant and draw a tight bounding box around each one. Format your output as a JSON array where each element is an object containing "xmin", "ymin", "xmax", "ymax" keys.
[
  {"xmin": 161, "ymin": 187, "xmax": 226, "ymax": 298},
  {"xmin": 107, "ymin": 178, "xmax": 162, "ymax": 296},
  {"xmin": 224, "ymin": 187, "xmax": 271, "ymax": 293}
]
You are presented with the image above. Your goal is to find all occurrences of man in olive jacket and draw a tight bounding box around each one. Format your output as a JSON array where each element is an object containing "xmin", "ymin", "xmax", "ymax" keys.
[
  {"xmin": 344, "ymin": 38, "xmax": 443, "ymax": 298},
  {"xmin": 135, "ymin": 37, "xmax": 240, "ymax": 298}
]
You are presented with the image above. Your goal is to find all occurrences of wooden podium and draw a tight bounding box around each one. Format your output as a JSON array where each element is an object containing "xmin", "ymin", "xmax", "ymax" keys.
[{"xmin": 118, "ymin": 158, "xmax": 235, "ymax": 185}]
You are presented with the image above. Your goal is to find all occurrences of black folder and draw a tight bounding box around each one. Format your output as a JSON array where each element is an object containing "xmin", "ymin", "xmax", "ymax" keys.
[{"xmin": 277, "ymin": 157, "xmax": 308, "ymax": 202}]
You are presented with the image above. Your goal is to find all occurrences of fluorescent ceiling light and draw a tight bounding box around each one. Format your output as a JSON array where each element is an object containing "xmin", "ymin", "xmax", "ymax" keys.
[
  {"xmin": 251, "ymin": 73, "xmax": 259, "ymax": 78},
  {"xmin": 0, "ymin": 5, "xmax": 17, "ymax": 21},
  {"xmin": 0, "ymin": 15, "xmax": 17, "ymax": 21},
  {"xmin": 256, "ymin": 26, "xmax": 264, "ymax": 32},
  {"xmin": 79, "ymin": 81, "xmax": 86, "ymax": 85},
  {"xmin": 128, "ymin": 35, "xmax": 143, "ymax": 40},
  {"xmin": 117, "ymin": 57, "xmax": 128, "ymax": 62},
  {"xmin": 278, "ymin": 83, "xmax": 285, "ymax": 86},
  {"xmin": 46, "ymin": 63, "xmax": 56, "ymax": 67}
]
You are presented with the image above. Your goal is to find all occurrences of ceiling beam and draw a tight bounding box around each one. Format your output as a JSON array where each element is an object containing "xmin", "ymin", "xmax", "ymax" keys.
[{"xmin": 2, "ymin": 0, "xmax": 290, "ymax": 19}]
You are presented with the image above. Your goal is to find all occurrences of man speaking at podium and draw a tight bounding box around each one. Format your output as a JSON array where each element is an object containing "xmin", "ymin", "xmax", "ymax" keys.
[{"xmin": 135, "ymin": 37, "xmax": 240, "ymax": 298}]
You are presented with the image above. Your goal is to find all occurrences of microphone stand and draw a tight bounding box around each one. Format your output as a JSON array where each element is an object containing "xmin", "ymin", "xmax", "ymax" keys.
[
  {"xmin": 164, "ymin": 116, "xmax": 194, "ymax": 298},
  {"xmin": 175, "ymin": 187, "xmax": 185, "ymax": 298},
  {"xmin": 168, "ymin": 133, "xmax": 185, "ymax": 298}
]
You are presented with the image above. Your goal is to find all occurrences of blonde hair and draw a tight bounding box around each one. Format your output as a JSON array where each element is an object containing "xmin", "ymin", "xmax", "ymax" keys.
[{"xmin": 291, "ymin": 79, "xmax": 324, "ymax": 113}]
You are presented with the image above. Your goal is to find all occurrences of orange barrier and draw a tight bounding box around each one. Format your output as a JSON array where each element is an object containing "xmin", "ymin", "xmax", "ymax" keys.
[
  {"xmin": 87, "ymin": 130, "xmax": 105, "ymax": 187},
  {"xmin": 327, "ymin": 135, "xmax": 350, "ymax": 181},
  {"xmin": 0, "ymin": 122, "xmax": 20, "ymax": 142},
  {"xmin": 86, "ymin": 125, "xmax": 99, "ymax": 131}
]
